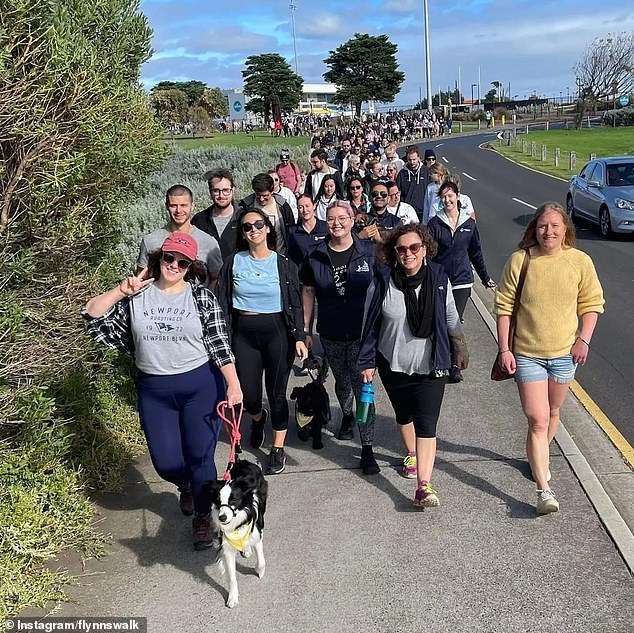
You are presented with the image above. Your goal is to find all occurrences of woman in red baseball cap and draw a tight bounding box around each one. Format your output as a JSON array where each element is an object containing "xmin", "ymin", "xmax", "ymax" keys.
[{"xmin": 82, "ymin": 231, "xmax": 242, "ymax": 551}]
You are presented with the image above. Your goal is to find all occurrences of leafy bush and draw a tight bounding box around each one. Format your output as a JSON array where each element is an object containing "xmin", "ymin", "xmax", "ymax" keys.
[{"xmin": 0, "ymin": 0, "xmax": 165, "ymax": 618}]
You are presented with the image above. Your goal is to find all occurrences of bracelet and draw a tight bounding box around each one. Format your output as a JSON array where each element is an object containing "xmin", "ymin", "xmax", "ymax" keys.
[
  {"xmin": 577, "ymin": 337, "xmax": 590, "ymax": 348},
  {"xmin": 498, "ymin": 349, "xmax": 510, "ymax": 354}
]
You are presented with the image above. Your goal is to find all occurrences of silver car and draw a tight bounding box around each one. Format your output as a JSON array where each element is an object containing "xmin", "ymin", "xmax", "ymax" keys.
[{"xmin": 566, "ymin": 157, "xmax": 634, "ymax": 237}]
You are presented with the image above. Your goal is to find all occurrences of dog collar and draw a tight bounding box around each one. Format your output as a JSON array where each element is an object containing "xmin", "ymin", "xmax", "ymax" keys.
[{"xmin": 226, "ymin": 521, "xmax": 254, "ymax": 552}]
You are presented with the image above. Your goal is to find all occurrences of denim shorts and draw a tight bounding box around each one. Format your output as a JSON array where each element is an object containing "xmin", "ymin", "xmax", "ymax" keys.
[{"xmin": 514, "ymin": 354, "xmax": 577, "ymax": 385}]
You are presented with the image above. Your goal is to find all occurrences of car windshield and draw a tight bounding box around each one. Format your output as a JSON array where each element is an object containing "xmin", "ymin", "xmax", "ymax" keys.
[{"xmin": 606, "ymin": 163, "xmax": 634, "ymax": 187}]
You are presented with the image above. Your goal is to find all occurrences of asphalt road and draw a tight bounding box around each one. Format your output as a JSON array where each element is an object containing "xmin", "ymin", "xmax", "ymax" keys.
[{"xmin": 415, "ymin": 132, "xmax": 634, "ymax": 446}]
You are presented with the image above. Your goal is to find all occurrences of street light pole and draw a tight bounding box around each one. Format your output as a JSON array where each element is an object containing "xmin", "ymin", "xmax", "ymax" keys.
[
  {"xmin": 289, "ymin": 2, "xmax": 299, "ymax": 76},
  {"xmin": 423, "ymin": 0, "xmax": 432, "ymax": 112},
  {"xmin": 471, "ymin": 83, "xmax": 477, "ymax": 108}
]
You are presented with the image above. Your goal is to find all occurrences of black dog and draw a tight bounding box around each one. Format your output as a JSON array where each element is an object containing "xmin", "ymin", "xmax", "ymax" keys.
[
  {"xmin": 204, "ymin": 460, "xmax": 268, "ymax": 608},
  {"xmin": 290, "ymin": 355, "xmax": 331, "ymax": 450}
]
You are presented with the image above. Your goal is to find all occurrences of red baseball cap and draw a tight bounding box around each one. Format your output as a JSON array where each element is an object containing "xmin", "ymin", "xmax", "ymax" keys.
[{"xmin": 161, "ymin": 232, "xmax": 198, "ymax": 261}]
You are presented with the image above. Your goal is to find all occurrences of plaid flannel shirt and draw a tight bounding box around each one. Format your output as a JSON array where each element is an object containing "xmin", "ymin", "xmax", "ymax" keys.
[{"xmin": 82, "ymin": 284, "xmax": 235, "ymax": 368}]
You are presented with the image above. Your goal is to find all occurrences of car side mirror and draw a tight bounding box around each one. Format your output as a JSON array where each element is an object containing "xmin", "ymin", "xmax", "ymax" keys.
[{"xmin": 588, "ymin": 179, "xmax": 601, "ymax": 188}]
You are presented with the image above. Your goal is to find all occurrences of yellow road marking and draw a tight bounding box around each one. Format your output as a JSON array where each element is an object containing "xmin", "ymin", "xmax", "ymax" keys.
[{"xmin": 570, "ymin": 380, "xmax": 634, "ymax": 469}]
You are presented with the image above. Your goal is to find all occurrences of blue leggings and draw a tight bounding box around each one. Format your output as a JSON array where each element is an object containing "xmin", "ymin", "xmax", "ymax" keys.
[{"xmin": 136, "ymin": 362, "xmax": 225, "ymax": 515}]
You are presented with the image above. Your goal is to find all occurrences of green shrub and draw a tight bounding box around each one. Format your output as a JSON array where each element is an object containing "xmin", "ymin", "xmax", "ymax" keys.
[
  {"xmin": 0, "ymin": 0, "xmax": 164, "ymax": 618},
  {"xmin": 118, "ymin": 144, "xmax": 288, "ymax": 267}
]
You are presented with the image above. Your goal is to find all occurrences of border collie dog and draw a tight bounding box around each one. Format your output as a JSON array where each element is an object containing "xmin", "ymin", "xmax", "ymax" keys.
[
  {"xmin": 204, "ymin": 460, "xmax": 268, "ymax": 608},
  {"xmin": 290, "ymin": 354, "xmax": 331, "ymax": 450}
]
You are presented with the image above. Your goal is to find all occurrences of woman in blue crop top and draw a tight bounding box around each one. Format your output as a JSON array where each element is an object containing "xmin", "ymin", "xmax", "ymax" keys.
[{"xmin": 217, "ymin": 208, "xmax": 308, "ymax": 476}]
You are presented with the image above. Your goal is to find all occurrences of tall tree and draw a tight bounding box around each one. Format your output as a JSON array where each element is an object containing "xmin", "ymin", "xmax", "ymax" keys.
[
  {"xmin": 242, "ymin": 53, "xmax": 303, "ymax": 116},
  {"xmin": 150, "ymin": 88, "xmax": 189, "ymax": 128},
  {"xmin": 198, "ymin": 87, "xmax": 229, "ymax": 119},
  {"xmin": 323, "ymin": 33, "xmax": 405, "ymax": 117},
  {"xmin": 574, "ymin": 32, "xmax": 634, "ymax": 127},
  {"xmin": 152, "ymin": 80, "xmax": 207, "ymax": 105}
]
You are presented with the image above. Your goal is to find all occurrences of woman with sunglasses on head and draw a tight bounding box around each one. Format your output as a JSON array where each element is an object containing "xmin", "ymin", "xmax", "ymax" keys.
[
  {"xmin": 83, "ymin": 233, "xmax": 242, "ymax": 551},
  {"xmin": 358, "ymin": 225, "xmax": 467, "ymax": 506},
  {"xmin": 427, "ymin": 181, "xmax": 496, "ymax": 383},
  {"xmin": 217, "ymin": 209, "xmax": 308, "ymax": 475},
  {"xmin": 300, "ymin": 201, "xmax": 384, "ymax": 475}
]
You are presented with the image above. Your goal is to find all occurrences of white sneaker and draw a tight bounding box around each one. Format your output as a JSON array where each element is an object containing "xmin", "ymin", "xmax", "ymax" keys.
[{"xmin": 536, "ymin": 489, "xmax": 559, "ymax": 514}]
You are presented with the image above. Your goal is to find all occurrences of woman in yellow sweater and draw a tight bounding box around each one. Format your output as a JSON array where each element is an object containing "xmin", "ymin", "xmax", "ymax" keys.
[{"xmin": 494, "ymin": 202, "xmax": 604, "ymax": 515}]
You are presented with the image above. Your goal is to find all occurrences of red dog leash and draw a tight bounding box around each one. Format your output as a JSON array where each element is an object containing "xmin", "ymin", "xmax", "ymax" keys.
[{"xmin": 216, "ymin": 401, "xmax": 243, "ymax": 481}]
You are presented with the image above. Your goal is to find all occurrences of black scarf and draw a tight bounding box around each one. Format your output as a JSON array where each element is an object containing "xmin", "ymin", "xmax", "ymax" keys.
[{"xmin": 391, "ymin": 263, "xmax": 434, "ymax": 339}]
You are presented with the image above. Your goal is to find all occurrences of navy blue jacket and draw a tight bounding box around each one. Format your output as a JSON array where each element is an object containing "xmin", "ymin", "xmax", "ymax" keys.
[
  {"xmin": 427, "ymin": 213, "xmax": 491, "ymax": 287},
  {"xmin": 358, "ymin": 262, "xmax": 452, "ymax": 373},
  {"xmin": 395, "ymin": 164, "xmax": 430, "ymax": 216},
  {"xmin": 287, "ymin": 219, "xmax": 329, "ymax": 268},
  {"xmin": 299, "ymin": 235, "xmax": 381, "ymax": 341}
]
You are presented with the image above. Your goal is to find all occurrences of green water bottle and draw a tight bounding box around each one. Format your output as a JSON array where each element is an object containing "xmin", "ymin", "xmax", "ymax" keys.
[{"xmin": 355, "ymin": 382, "xmax": 375, "ymax": 426}]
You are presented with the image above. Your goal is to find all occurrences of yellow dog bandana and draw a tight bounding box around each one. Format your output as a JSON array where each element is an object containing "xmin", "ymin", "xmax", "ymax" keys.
[{"xmin": 225, "ymin": 521, "xmax": 254, "ymax": 552}]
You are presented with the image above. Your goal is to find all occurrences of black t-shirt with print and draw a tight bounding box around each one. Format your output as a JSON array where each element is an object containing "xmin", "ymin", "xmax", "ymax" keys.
[{"xmin": 327, "ymin": 244, "xmax": 353, "ymax": 296}]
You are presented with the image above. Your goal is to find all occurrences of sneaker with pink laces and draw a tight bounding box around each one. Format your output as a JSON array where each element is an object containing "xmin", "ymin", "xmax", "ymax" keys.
[
  {"xmin": 414, "ymin": 482, "xmax": 440, "ymax": 507},
  {"xmin": 401, "ymin": 452, "xmax": 417, "ymax": 479}
]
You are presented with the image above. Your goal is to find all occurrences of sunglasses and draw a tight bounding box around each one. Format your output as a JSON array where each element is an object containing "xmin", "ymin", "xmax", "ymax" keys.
[
  {"xmin": 371, "ymin": 191, "xmax": 388, "ymax": 199},
  {"xmin": 350, "ymin": 185, "xmax": 363, "ymax": 190},
  {"xmin": 241, "ymin": 219, "xmax": 266, "ymax": 232},
  {"xmin": 426, "ymin": 157, "xmax": 436, "ymax": 163},
  {"xmin": 395, "ymin": 242, "xmax": 425, "ymax": 256},
  {"xmin": 162, "ymin": 252, "xmax": 192, "ymax": 271}
]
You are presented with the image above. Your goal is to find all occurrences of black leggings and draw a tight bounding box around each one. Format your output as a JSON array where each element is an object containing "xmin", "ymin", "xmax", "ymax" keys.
[
  {"xmin": 232, "ymin": 313, "xmax": 294, "ymax": 431},
  {"xmin": 452, "ymin": 287, "xmax": 471, "ymax": 321},
  {"xmin": 377, "ymin": 353, "xmax": 446, "ymax": 438}
]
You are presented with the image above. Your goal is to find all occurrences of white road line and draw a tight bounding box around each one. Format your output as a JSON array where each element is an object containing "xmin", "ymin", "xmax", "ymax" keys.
[
  {"xmin": 435, "ymin": 143, "xmax": 444, "ymax": 147},
  {"xmin": 442, "ymin": 156, "xmax": 449, "ymax": 163},
  {"xmin": 512, "ymin": 197, "xmax": 537, "ymax": 210},
  {"xmin": 462, "ymin": 172, "xmax": 477, "ymax": 181}
]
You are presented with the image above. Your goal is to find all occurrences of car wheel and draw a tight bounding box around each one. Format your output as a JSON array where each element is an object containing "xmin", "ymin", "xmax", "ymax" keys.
[
  {"xmin": 599, "ymin": 206, "xmax": 613, "ymax": 238},
  {"xmin": 566, "ymin": 195, "xmax": 577, "ymax": 221}
]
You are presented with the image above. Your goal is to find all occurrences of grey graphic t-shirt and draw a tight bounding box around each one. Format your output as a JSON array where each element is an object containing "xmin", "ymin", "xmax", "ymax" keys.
[{"xmin": 130, "ymin": 284, "xmax": 208, "ymax": 375}]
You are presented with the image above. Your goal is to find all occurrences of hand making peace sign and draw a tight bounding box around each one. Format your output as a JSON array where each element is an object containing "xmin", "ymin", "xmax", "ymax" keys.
[{"xmin": 118, "ymin": 268, "xmax": 154, "ymax": 297}]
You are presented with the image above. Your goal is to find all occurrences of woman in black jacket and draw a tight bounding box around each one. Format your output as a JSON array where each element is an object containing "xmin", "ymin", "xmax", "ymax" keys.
[
  {"xmin": 217, "ymin": 208, "xmax": 308, "ymax": 475},
  {"xmin": 427, "ymin": 181, "xmax": 496, "ymax": 382}
]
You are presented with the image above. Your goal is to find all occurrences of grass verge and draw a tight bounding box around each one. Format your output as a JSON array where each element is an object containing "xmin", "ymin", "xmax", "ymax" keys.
[{"xmin": 494, "ymin": 127, "xmax": 634, "ymax": 180}]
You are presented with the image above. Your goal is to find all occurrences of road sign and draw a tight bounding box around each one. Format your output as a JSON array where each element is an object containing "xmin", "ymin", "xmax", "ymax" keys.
[
  {"xmin": 233, "ymin": 100, "xmax": 242, "ymax": 112},
  {"xmin": 619, "ymin": 94, "xmax": 629, "ymax": 107}
]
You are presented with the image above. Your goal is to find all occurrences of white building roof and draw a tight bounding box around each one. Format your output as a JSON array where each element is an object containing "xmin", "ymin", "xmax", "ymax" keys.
[{"xmin": 302, "ymin": 83, "xmax": 337, "ymax": 94}]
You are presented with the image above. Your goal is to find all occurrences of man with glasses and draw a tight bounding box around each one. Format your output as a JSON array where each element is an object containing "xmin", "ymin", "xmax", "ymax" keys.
[
  {"xmin": 138, "ymin": 184, "xmax": 223, "ymax": 288},
  {"xmin": 357, "ymin": 182, "xmax": 402, "ymax": 243},
  {"xmin": 386, "ymin": 181, "xmax": 419, "ymax": 225},
  {"xmin": 304, "ymin": 149, "xmax": 345, "ymax": 201},
  {"xmin": 192, "ymin": 168, "xmax": 240, "ymax": 261},
  {"xmin": 275, "ymin": 150, "xmax": 302, "ymax": 196},
  {"xmin": 238, "ymin": 173, "xmax": 296, "ymax": 256},
  {"xmin": 424, "ymin": 149, "xmax": 437, "ymax": 166},
  {"xmin": 396, "ymin": 145, "xmax": 431, "ymax": 220}
]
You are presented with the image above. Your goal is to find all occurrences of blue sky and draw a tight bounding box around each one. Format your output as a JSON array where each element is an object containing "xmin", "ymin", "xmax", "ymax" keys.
[{"xmin": 139, "ymin": 0, "xmax": 634, "ymax": 106}]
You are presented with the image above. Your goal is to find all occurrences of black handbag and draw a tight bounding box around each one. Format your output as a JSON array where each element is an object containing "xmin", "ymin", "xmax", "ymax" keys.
[{"xmin": 491, "ymin": 250, "xmax": 530, "ymax": 381}]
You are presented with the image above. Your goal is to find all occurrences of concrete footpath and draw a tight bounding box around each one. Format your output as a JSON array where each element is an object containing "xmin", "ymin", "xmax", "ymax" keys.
[{"xmin": 34, "ymin": 292, "xmax": 634, "ymax": 633}]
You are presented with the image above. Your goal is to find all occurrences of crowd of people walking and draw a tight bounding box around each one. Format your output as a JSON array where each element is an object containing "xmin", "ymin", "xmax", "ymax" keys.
[{"xmin": 83, "ymin": 123, "xmax": 604, "ymax": 549}]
